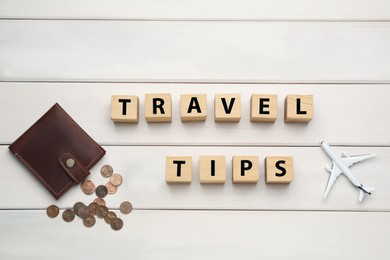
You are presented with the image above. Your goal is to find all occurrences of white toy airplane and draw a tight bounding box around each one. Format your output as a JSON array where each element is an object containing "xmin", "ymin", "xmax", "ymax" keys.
[{"xmin": 321, "ymin": 141, "xmax": 376, "ymax": 202}]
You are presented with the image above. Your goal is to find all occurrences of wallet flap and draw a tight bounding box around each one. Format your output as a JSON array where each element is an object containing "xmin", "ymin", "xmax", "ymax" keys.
[
  {"xmin": 9, "ymin": 103, "xmax": 105, "ymax": 199},
  {"xmin": 59, "ymin": 151, "xmax": 90, "ymax": 184}
]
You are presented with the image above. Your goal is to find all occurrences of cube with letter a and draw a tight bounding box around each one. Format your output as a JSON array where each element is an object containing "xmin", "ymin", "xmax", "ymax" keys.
[
  {"xmin": 265, "ymin": 156, "xmax": 294, "ymax": 184},
  {"xmin": 165, "ymin": 156, "xmax": 192, "ymax": 183},
  {"xmin": 284, "ymin": 95, "xmax": 313, "ymax": 123},
  {"xmin": 181, "ymin": 94, "xmax": 207, "ymax": 122},
  {"xmin": 232, "ymin": 156, "xmax": 259, "ymax": 183},
  {"xmin": 111, "ymin": 95, "xmax": 139, "ymax": 123}
]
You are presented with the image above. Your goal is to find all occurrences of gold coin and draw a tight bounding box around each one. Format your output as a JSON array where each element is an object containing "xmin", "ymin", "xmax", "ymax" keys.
[
  {"xmin": 101, "ymin": 165, "xmax": 113, "ymax": 178},
  {"xmin": 93, "ymin": 198, "xmax": 106, "ymax": 206},
  {"xmin": 110, "ymin": 218, "xmax": 124, "ymax": 231},
  {"xmin": 119, "ymin": 201, "xmax": 133, "ymax": 215},
  {"xmin": 83, "ymin": 215, "xmax": 96, "ymax": 228},
  {"xmin": 80, "ymin": 180, "xmax": 95, "ymax": 195},
  {"xmin": 96, "ymin": 205, "xmax": 109, "ymax": 218},
  {"xmin": 105, "ymin": 181, "xmax": 118, "ymax": 195},
  {"xmin": 95, "ymin": 185, "xmax": 108, "ymax": 198},
  {"xmin": 46, "ymin": 205, "xmax": 59, "ymax": 218},
  {"xmin": 62, "ymin": 209, "xmax": 75, "ymax": 222},
  {"xmin": 77, "ymin": 204, "xmax": 91, "ymax": 219},
  {"xmin": 104, "ymin": 211, "xmax": 117, "ymax": 224},
  {"xmin": 88, "ymin": 202, "xmax": 98, "ymax": 215},
  {"xmin": 110, "ymin": 174, "xmax": 123, "ymax": 187}
]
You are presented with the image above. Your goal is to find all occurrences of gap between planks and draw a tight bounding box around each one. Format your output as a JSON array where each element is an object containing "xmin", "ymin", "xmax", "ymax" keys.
[
  {"xmin": 1, "ymin": 208, "xmax": 390, "ymax": 213},
  {"xmin": 2, "ymin": 80, "xmax": 390, "ymax": 84},
  {"xmin": 2, "ymin": 18, "xmax": 390, "ymax": 22}
]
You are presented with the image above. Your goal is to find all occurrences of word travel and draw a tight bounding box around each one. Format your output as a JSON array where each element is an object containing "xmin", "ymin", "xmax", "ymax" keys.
[
  {"xmin": 165, "ymin": 156, "xmax": 294, "ymax": 184},
  {"xmin": 111, "ymin": 94, "xmax": 313, "ymax": 123}
]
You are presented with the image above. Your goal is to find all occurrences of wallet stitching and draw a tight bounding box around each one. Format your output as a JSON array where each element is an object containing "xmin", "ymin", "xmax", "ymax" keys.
[
  {"xmin": 59, "ymin": 152, "xmax": 89, "ymax": 183},
  {"xmin": 55, "ymin": 103, "xmax": 104, "ymax": 169},
  {"xmin": 15, "ymin": 153, "xmax": 73, "ymax": 197}
]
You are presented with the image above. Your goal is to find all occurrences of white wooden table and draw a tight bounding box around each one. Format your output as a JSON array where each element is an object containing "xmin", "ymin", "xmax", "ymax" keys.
[{"xmin": 1, "ymin": 1, "xmax": 390, "ymax": 259}]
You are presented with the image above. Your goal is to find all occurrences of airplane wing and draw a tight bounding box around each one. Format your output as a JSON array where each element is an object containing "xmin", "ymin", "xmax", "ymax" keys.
[
  {"xmin": 340, "ymin": 154, "xmax": 376, "ymax": 168},
  {"xmin": 324, "ymin": 162, "xmax": 343, "ymax": 199}
]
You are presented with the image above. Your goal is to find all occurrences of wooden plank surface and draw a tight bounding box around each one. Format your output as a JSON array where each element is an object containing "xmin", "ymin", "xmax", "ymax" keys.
[
  {"xmin": 1, "ymin": 21, "xmax": 390, "ymax": 83},
  {"xmin": 1, "ymin": 210, "xmax": 389, "ymax": 259},
  {"xmin": 1, "ymin": 0, "xmax": 390, "ymax": 20},
  {"xmin": 2, "ymin": 145, "xmax": 388, "ymax": 211},
  {"xmin": 1, "ymin": 1, "xmax": 389, "ymax": 259},
  {"xmin": 1, "ymin": 83, "xmax": 389, "ymax": 146}
]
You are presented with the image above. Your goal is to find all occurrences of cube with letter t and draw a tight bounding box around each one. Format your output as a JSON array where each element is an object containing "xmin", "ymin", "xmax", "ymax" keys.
[
  {"xmin": 111, "ymin": 95, "xmax": 139, "ymax": 123},
  {"xmin": 165, "ymin": 156, "xmax": 192, "ymax": 183}
]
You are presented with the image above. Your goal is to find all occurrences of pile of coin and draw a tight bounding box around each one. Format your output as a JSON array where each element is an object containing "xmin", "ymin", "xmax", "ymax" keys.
[{"xmin": 46, "ymin": 165, "xmax": 133, "ymax": 231}]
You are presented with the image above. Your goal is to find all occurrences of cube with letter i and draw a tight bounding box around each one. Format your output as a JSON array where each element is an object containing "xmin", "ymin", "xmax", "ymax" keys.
[
  {"xmin": 200, "ymin": 156, "xmax": 226, "ymax": 184},
  {"xmin": 265, "ymin": 156, "xmax": 294, "ymax": 184},
  {"xmin": 111, "ymin": 95, "xmax": 139, "ymax": 123},
  {"xmin": 165, "ymin": 156, "xmax": 192, "ymax": 183}
]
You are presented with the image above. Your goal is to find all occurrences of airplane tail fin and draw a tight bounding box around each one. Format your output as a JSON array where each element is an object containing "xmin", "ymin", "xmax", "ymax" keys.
[{"xmin": 359, "ymin": 187, "xmax": 375, "ymax": 202}]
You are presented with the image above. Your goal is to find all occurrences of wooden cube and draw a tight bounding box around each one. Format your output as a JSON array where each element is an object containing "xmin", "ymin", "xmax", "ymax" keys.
[
  {"xmin": 165, "ymin": 156, "xmax": 192, "ymax": 183},
  {"xmin": 181, "ymin": 94, "xmax": 207, "ymax": 122},
  {"xmin": 200, "ymin": 156, "xmax": 226, "ymax": 184},
  {"xmin": 250, "ymin": 94, "xmax": 278, "ymax": 122},
  {"xmin": 265, "ymin": 156, "xmax": 294, "ymax": 184},
  {"xmin": 111, "ymin": 95, "xmax": 139, "ymax": 123},
  {"xmin": 284, "ymin": 95, "xmax": 313, "ymax": 123},
  {"xmin": 215, "ymin": 94, "xmax": 241, "ymax": 122},
  {"xmin": 232, "ymin": 156, "xmax": 259, "ymax": 183},
  {"xmin": 145, "ymin": 93, "xmax": 172, "ymax": 122}
]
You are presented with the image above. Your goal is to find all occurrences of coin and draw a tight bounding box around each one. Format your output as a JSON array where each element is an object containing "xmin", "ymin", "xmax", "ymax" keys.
[
  {"xmin": 88, "ymin": 202, "xmax": 98, "ymax": 215},
  {"xmin": 101, "ymin": 165, "xmax": 113, "ymax": 178},
  {"xmin": 62, "ymin": 209, "xmax": 75, "ymax": 222},
  {"xmin": 110, "ymin": 174, "xmax": 123, "ymax": 187},
  {"xmin": 104, "ymin": 211, "xmax": 117, "ymax": 224},
  {"xmin": 46, "ymin": 205, "xmax": 59, "ymax": 218},
  {"xmin": 119, "ymin": 201, "xmax": 133, "ymax": 215},
  {"xmin": 105, "ymin": 181, "xmax": 118, "ymax": 195},
  {"xmin": 96, "ymin": 205, "xmax": 109, "ymax": 218},
  {"xmin": 76, "ymin": 204, "xmax": 91, "ymax": 219},
  {"xmin": 93, "ymin": 198, "xmax": 106, "ymax": 206},
  {"xmin": 83, "ymin": 215, "xmax": 96, "ymax": 228},
  {"xmin": 110, "ymin": 217, "xmax": 124, "ymax": 231},
  {"xmin": 95, "ymin": 185, "xmax": 108, "ymax": 198},
  {"xmin": 73, "ymin": 202, "xmax": 85, "ymax": 213},
  {"xmin": 80, "ymin": 180, "xmax": 95, "ymax": 195}
]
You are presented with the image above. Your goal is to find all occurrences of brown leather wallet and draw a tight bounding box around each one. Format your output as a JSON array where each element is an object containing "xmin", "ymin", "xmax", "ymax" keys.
[{"xmin": 9, "ymin": 103, "xmax": 106, "ymax": 199}]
